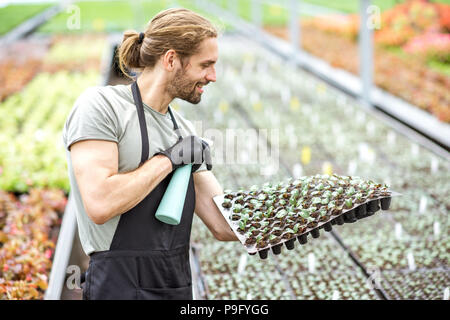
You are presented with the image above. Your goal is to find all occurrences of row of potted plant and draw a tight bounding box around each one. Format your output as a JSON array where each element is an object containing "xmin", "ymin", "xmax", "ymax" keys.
[
  {"xmin": 343, "ymin": 236, "xmax": 448, "ymax": 271},
  {"xmin": 205, "ymin": 272, "xmax": 292, "ymax": 300},
  {"xmin": 381, "ymin": 269, "xmax": 449, "ymax": 300},
  {"xmin": 0, "ymin": 35, "xmax": 107, "ymax": 103},
  {"xmin": 263, "ymin": 22, "xmax": 450, "ymax": 122},
  {"xmin": 288, "ymin": 270, "xmax": 380, "ymax": 300},
  {"xmin": 0, "ymin": 189, "xmax": 67, "ymax": 299},
  {"xmin": 0, "ymin": 70, "xmax": 100, "ymax": 192}
]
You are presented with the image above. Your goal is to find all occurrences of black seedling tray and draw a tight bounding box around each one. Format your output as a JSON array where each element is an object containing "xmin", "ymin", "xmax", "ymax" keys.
[{"xmin": 214, "ymin": 190, "xmax": 400, "ymax": 260}]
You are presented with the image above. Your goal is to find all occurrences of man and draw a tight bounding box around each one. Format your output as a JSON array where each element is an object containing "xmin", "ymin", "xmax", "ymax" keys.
[{"xmin": 62, "ymin": 8, "xmax": 237, "ymax": 300}]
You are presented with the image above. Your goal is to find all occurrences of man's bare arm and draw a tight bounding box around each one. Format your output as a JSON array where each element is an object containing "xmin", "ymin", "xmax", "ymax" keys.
[
  {"xmin": 193, "ymin": 170, "xmax": 238, "ymax": 241},
  {"xmin": 70, "ymin": 139, "xmax": 172, "ymax": 224}
]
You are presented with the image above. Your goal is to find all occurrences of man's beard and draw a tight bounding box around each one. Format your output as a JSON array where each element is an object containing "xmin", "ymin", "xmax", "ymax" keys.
[{"xmin": 167, "ymin": 68, "xmax": 205, "ymax": 104}]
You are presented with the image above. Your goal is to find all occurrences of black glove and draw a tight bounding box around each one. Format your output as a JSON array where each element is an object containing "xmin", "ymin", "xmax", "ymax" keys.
[{"xmin": 157, "ymin": 135, "xmax": 212, "ymax": 172}]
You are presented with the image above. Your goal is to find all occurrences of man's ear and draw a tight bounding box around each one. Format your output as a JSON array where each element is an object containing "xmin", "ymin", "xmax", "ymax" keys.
[{"xmin": 162, "ymin": 49, "xmax": 177, "ymax": 71}]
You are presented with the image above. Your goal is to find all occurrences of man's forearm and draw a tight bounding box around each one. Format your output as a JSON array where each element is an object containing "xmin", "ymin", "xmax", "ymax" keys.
[
  {"xmin": 98, "ymin": 155, "xmax": 172, "ymax": 223},
  {"xmin": 193, "ymin": 171, "xmax": 239, "ymax": 241},
  {"xmin": 216, "ymin": 218, "xmax": 239, "ymax": 241}
]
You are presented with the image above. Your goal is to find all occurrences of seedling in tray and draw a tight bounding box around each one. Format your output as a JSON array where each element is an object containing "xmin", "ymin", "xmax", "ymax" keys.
[{"xmin": 214, "ymin": 174, "xmax": 399, "ymax": 259}]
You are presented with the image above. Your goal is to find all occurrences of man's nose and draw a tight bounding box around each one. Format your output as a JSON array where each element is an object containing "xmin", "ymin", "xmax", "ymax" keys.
[{"xmin": 206, "ymin": 66, "xmax": 216, "ymax": 82}]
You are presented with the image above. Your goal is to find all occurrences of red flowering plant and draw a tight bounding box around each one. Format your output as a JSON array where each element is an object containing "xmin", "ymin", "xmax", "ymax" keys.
[
  {"xmin": 0, "ymin": 189, "xmax": 66, "ymax": 299},
  {"xmin": 375, "ymin": 0, "xmax": 440, "ymax": 47},
  {"xmin": 404, "ymin": 32, "xmax": 450, "ymax": 63},
  {"xmin": 436, "ymin": 3, "xmax": 450, "ymax": 32}
]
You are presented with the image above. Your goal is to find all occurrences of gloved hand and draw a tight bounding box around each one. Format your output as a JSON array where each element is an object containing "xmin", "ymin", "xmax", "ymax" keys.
[{"xmin": 157, "ymin": 135, "xmax": 212, "ymax": 172}]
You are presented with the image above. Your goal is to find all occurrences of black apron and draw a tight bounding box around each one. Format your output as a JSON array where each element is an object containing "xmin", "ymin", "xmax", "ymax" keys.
[{"xmin": 82, "ymin": 81, "xmax": 196, "ymax": 300}]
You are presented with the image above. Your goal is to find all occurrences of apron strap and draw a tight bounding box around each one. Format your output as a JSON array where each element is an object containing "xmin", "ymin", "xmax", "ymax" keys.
[
  {"xmin": 131, "ymin": 81, "xmax": 150, "ymax": 166},
  {"xmin": 167, "ymin": 106, "xmax": 183, "ymax": 140},
  {"xmin": 131, "ymin": 80, "xmax": 184, "ymax": 165}
]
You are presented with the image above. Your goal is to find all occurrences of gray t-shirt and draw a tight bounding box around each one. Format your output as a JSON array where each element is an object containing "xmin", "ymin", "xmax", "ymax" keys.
[{"xmin": 62, "ymin": 84, "xmax": 206, "ymax": 255}]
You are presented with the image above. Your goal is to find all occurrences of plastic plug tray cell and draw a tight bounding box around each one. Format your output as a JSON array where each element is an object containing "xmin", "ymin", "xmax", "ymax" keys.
[
  {"xmin": 285, "ymin": 238, "xmax": 296, "ymax": 250},
  {"xmin": 272, "ymin": 244, "xmax": 282, "ymax": 255},
  {"xmin": 380, "ymin": 197, "xmax": 391, "ymax": 210},
  {"xmin": 355, "ymin": 203, "xmax": 367, "ymax": 219},
  {"xmin": 323, "ymin": 222, "xmax": 333, "ymax": 232},
  {"xmin": 310, "ymin": 228, "xmax": 320, "ymax": 238},
  {"xmin": 344, "ymin": 209, "xmax": 357, "ymax": 223},
  {"xmin": 367, "ymin": 199, "xmax": 380, "ymax": 212},
  {"xmin": 259, "ymin": 249, "xmax": 269, "ymax": 259},
  {"xmin": 335, "ymin": 215, "xmax": 345, "ymax": 225},
  {"xmin": 298, "ymin": 233, "xmax": 308, "ymax": 245}
]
